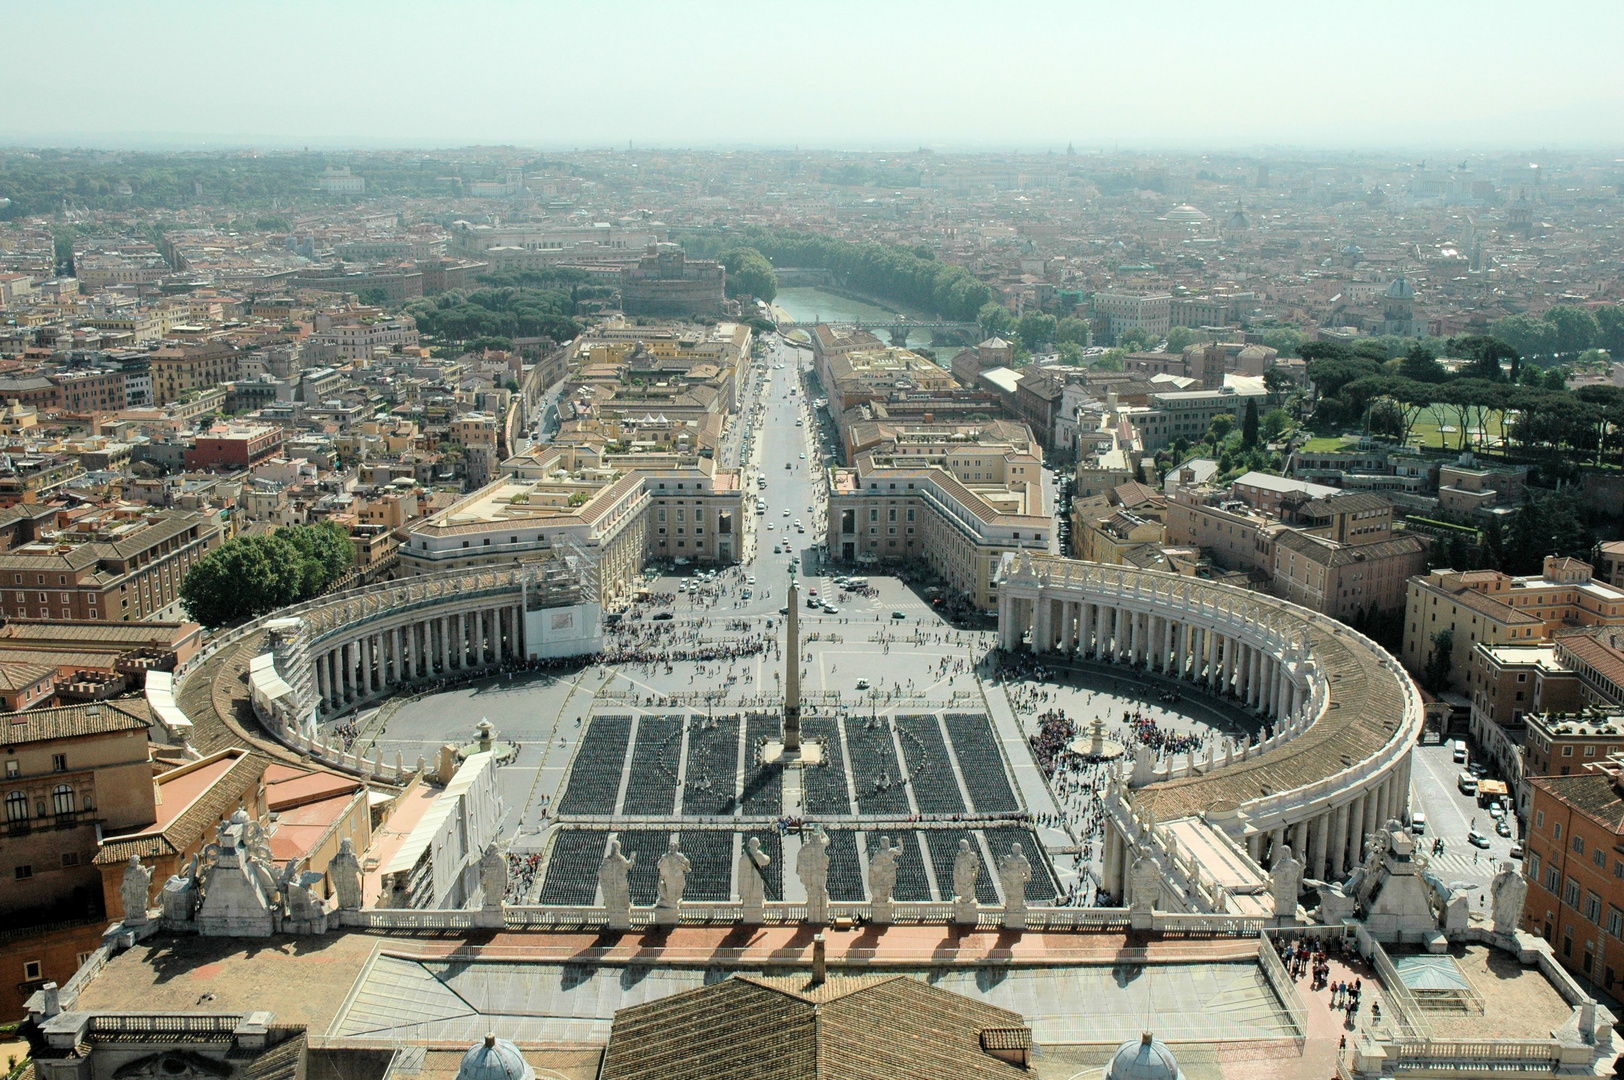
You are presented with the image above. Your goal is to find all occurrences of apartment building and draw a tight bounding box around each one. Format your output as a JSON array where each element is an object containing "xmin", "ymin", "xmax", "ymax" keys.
[
  {"xmin": 826, "ymin": 431, "xmax": 1051, "ymax": 610},
  {"xmin": 817, "ymin": 346, "xmax": 959, "ymax": 415},
  {"xmin": 1404, "ymin": 558, "xmax": 1624, "ymax": 696},
  {"xmin": 1092, "ymin": 291, "xmax": 1171, "ymax": 342},
  {"xmin": 148, "ymin": 344, "xmax": 236, "ymax": 404},
  {"xmin": 402, "ymin": 449, "xmax": 651, "ymax": 604},
  {"xmin": 0, "ymin": 699, "xmax": 157, "ymax": 1013},
  {"xmin": 319, "ymin": 317, "xmax": 421, "ymax": 360},
  {"xmin": 50, "ymin": 369, "xmax": 126, "ymax": 413},
  {"xmin": 1524, "ymin": 759, "xmax": 1624, "ymax": 992},
  {"xmin": 1271, "ymin": 530, "xmax": 1426, "ymax": 620},
  {"xmin": 185, "ymin": 424, "xmax": 286, "ymax": 471},
  {"xmin": 0, "ymin": 509, "xmax": 224, "ymax": 622}
]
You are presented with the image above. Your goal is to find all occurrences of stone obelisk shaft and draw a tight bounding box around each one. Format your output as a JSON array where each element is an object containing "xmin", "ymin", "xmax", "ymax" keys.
[{"xmin": 784, "ymin": 576, "xmax": 801, "ymax": 749}]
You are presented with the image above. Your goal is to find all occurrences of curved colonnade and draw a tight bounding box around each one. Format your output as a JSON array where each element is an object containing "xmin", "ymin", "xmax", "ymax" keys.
[
  {"xmin": 996, "ymin": 554, "xmax": 1424, "ymax": 903},
  {"xmin": 171, "ymin": 566, "xmax": 534, "ymax": 778}
]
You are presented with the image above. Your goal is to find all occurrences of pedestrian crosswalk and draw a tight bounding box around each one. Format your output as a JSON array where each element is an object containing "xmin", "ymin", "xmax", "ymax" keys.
[{"xmin": 1420, "ymin": 850, "xmax": 1498, "ymax": 882}]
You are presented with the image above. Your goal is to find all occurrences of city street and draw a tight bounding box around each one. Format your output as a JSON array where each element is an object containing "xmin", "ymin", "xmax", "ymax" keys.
[{"xmin": 1406, "ymin": 740, "xmax": 1522, "ymax": 901}]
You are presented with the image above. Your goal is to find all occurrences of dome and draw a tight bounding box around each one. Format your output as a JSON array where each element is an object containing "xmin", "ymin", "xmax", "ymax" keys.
[
  {"xmin": 457, "ymin": 1034, "xmax": 534, "ymax": 1080},
  {"xmin": 1107, "ymin": 1032, "xmax": 1184, "ymax": 1080},
  {"xmin": 1386, "ymin": 277, "xmax": 1415, "ymax": 299},
  {"xmin": 1163, "ymin": 204, "xmax": 1210, "ymax": 223}
]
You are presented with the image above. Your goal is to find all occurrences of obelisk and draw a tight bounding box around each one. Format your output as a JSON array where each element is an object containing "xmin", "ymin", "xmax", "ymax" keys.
[{"xmin": 784, "ymin": 574, "xmax": 801, "ymax": 751}]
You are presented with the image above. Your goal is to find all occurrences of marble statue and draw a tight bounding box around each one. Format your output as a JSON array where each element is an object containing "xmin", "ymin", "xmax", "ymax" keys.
[
  {"xmin": 1129, "ymin": 854, "xmax": 1161, "ymax": 925},
  {"xmin": 655, "ymin": 836, "xmax": 690, "ymax": 925},
  {"xmin": 998, "ymin": 843, "xmax": 1033, "ymax": 930},
  {"xmin": 952, "ymin": 837, "xmax": 981, "ymax": 924},
  {"xmin": 599, "ymin": 837, "xmax": 636, "ymax": 930},
  {"xmin": 121, "ymin": 855, "xmax": 152, "ymax": 926},
  {"xmin": 868, "ymin": 835, "xmax": 903, "ymax": 921},
  {"xmin": 480, "ymin": 842, "xmax": 508, "ymax": 909},
  {"xmin": 1271, "ymin": 844, "xmax": 1305, "ymax": 922},
  {"xmin": 277, "ymin": 860, "xmax": 328, "ymax": 932},
  {"xmin": 738, "ymin": 836, "xmax": 770, "ymax": 922},
  {"xmin": 797, "ymin": 826, "xmax": 831, "ymax": 924},
  {"xmin": 329, "ymin": 837, "xmax": 364, "ymax": 911},
  {"xmin": 1490, "ymin": 860, "xmax": 1527, "ymax": 937}
]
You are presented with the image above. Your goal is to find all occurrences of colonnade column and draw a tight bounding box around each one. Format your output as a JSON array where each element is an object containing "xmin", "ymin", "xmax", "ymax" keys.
[
  {"xmin": 1311, "ymin": 811, "xmax": 1330, "ymax": 881},
  {"xmin": 316, "ymin": 657, "xmax": 330, "ymax": 711},
  {"xmin": 1329, "ymin": 801, "xmax": 1351, "ymax": 881}
]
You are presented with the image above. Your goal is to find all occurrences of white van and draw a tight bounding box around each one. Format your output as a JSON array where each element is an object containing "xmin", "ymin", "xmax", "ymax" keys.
[{"xmin": 1452, "ymin": 740, "xmax": 1468, "ymax": 764}]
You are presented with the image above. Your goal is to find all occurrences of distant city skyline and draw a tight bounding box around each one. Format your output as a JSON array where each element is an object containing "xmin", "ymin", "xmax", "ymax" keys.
[{"xmin": 1, "ymin": 0, "xmax": 1621, "ymax": 151}]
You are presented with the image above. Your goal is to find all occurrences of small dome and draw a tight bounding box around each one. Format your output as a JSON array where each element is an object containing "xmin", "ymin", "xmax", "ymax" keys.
[
  {"xmin": 457, "ymin": 1034, "xmax": 534, "ymax": 1080},
  {"xmin": 1107, "ymin": 1032, "xmax": 1184, "ymax": 1080},
  {"xmin": 1386, "ymin": 277, "xmax": 1415, "ymax": 299}
]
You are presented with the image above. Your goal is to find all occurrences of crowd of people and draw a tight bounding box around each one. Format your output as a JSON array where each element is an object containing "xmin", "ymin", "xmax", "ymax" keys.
[{"xmin": 504, "ymin": 850, "xmax": 545, "ymax": 903}]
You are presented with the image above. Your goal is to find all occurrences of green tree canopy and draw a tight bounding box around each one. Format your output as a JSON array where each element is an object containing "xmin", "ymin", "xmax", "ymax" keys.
[
  {"xmin": 720, "ymin": 247, "xmax": 778, "ymax": 302},
  {"xmin": 978, "ymin": 301, "xmax": 1014, "ymax": 339},
  {"xmin": 180, "ymin": 522, "xmax": 355, "ymax": 628}
]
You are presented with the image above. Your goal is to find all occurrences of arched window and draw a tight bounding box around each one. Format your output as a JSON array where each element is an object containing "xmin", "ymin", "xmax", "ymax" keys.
[
  {"xmin": 52, "ymin": 784, "xmax": 76, "ymax": 816},
  {"xmin": 4, "ymin": 791, "xmax": 26, "ymax": 822}
]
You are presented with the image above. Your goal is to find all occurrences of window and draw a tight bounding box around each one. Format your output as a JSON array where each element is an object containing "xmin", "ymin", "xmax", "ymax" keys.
[
  {"xmin": 4, "ymin": 791, "xmax": 26, "ymax": 822},
  {"xmin": 52, "ymin": 784, "xmax": 75, "ymax": 815},
  {"xmin": 1547, "ymin": 866, "xmax": 1561, "ymax": 891},
  {"xmin": 14, "ymin": 865, "xmax": 31, "ymax": 880},
  {"xmin": 1563, "ymin": 746, "xmax": 1574, "ymax": 757},
  {"xmin": 1566, "ymin": 878, "xmax": 1582, "ymax": 907},
  {"xmin": 23, "ymin": 961, "xmax": 40, "ymax": 981},
  {"xmin": 1528, "ymin": 853, "xmax": 1541, "ymax": 880},
  {"xmin": 1588, "ymin": 892, "xmax": 1604, "ymax": 923},
  {"xmin": 1556, "ymin": 823, "xmax": 1563, "ymax": 839},
  {"xmin": 4, "ymin": 759, "xmax": 15, "ymax": 778},
  {"xmin": 1575, "ymin": 836, "xmax": 1586, "ymax": 855},
  {"xmin": 61, "ymin": 852, "xmax": 78, "ymax": 867},
  {"xmin": 1597, "ymin": 848, "xmax": 1608, "ymax": 869},
  {"xmin": 51, "ymin": 754, "xmax": 65, "ymax": 772},
  {"xmin": 1612, "ymin": 908, "xmax": 1624, "ymax": 939}
]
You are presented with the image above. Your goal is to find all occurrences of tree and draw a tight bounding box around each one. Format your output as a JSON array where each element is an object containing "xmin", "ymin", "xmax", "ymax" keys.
[
  {"xmin": 1546, "ymin": 305, "xmax": 1600, "ymax": 357},
  {"xmin": 1260, "ymin": 407, "xmax": 1291, "ymax": 442},
  {"xmin": 1116, "ymin": 326, "xmax": 1153, "ymax": 351},
  {"xmin": 720, "ymin": 247, "xmax": 778, "ymax": 302},
  {"xmin": 1057, "ymin": 341, "xmax": 1084, "ymax": 365},
  {"xmin": 978, "ymin": 301, "xmax": 1013, "ymax": 339},
  {"xmin": 179, "ymin": 534, "xmax": 303, "ymax": 629},
  {"xmin": 1165, "ymin": 326, "xmax": 1204, "ymax": 354},
  {"xmin": 1448, "ymin": 334, "xmax": 1519, "ymax": 382},
  {"xmin": 1422, "ymin": 629, "xmax": 1454, "ymax": 693},
  {"xmin": 180, "ymin": 522, "xmax": 356, "ymax": 628},
  {"xmin": 1596, "ymin": 305, "xmax": 1624, "ymax": 358},
  {"xmin": 1305, "ymin": 354, "xmax": 1382, "ymax": 399},
  {"xmin": 1055, "ymin": 316, "xmax": 1091, "ymax": 345},
  {"xmin": 1397, "ymin": 343, "xmax": 1447, "ymax": 383},
  {"xmin": 1016, "ymin": 311, "xmax": 1058, "ymax": 350},
  {"xmin": 1259, "ymin": 327, "xmax": 1303, "ymax": 358},
  {"xmin": 1241, "ymin": 398, "xmax": 1259, "ymax": 448},
  {"xmin": 1208, "ymin": 414, "xmax": 1235, "ymax": 443}
]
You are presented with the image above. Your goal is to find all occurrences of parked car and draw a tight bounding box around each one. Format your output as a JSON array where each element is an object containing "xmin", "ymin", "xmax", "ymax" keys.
[
  {"xmin": 1467, "ymin": 830, "xmax": 1491, "ymax": 849},
  {"xmin": 1410, "ymin": 811, "xmax": 1427, "ymax": 834},
  {"xmin": 855, "ymin": 678, "xmax": 870, "ymax": 690},
  {"xmin": 892, "ymin": 611, "xmax": 908, "ymax": 619},
  {"xmin": 1495, "ymin": 819, "xmax": 1513, "ymax": 837}
]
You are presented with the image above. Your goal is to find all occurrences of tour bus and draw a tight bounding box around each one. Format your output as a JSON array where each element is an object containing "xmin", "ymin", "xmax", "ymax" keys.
[{"xmin": 1452, "ymin": 740, "xmax": 1468, "ymax": 764}]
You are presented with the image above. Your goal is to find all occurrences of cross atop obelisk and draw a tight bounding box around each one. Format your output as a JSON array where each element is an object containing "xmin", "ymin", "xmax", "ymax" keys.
[{"xmin": 784, "ymin": 574, "xmax": 801, "ymax": 750}]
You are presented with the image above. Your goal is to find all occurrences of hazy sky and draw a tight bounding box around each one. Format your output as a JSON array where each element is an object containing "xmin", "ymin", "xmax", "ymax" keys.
[{"xmin": 2, "ymin": 0, "xmax": 1621, "ymax": 151}]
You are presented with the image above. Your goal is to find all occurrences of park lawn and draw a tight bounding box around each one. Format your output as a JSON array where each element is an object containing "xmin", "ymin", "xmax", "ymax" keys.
[
  {"xmin": 1408, "ymin": 405, "xmax": 1507, "ymax": 450},
  {"xmin": 1301, "ymin": 435, "xmax": 1356, "ymax": 452}
]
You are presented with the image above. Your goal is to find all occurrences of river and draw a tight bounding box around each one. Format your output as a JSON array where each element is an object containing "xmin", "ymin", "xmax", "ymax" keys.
[{"xmin": 771, "ymin": 286, "xmax": 961, "ymax": 354}]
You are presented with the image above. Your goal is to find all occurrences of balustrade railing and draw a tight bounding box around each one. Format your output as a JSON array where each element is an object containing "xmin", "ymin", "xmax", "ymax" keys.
[
  {"xmin": 91, "ymin": 1013, "xmax": 244, "ymax": 1034},
  {"xmin": 1257, "ymin": 935, "xmax": 1310, "ymax": 1040},
  {"xmin": 1387, "ymin": 1037, "xmax": 1560, "ymax": 1067}
]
